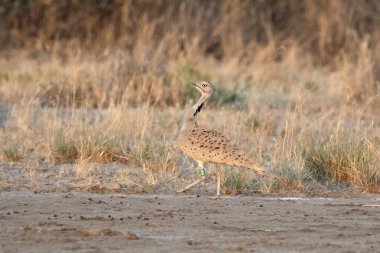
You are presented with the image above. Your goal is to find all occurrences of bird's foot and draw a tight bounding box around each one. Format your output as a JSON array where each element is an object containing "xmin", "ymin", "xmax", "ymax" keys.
[
  {"xmin": 176, "ymin": 188, "xmax": 186, "ymax": 193},
  {"xmin": 208, "ymin": 195, "xmax": 221, "ymax": 200},
  {"xmin": 176, "ymin": 177, "xmax": 205, "ymax": 193}
]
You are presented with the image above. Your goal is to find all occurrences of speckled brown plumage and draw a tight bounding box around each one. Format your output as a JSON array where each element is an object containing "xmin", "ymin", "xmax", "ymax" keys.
[{"xmin": 179, "ymin": 126, "xmax": 264, "ymax": 175}]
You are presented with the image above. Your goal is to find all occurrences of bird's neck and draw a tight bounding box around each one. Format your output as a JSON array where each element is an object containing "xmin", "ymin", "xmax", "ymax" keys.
[
  {"xmin": 180, "ymin": 108, "xmax": 197, "ymax": 132},
  {"xmin": 192, "ymin": 93, "xmax": 209, "ymax": 115},
  {"xmin": 181, "ymin": 93, "xmax": 210, "ymax": 132}
]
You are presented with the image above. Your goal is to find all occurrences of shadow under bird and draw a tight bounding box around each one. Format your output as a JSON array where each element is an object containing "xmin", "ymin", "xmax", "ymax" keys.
[{"xmin": 177, "ymin": 81, "xmax": 265, "ymax": 197}]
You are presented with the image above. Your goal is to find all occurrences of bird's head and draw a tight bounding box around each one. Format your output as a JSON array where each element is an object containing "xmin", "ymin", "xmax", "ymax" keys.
[{"xmin": 191, "ymin": 81, "xmax": 214, "ymax": 95}]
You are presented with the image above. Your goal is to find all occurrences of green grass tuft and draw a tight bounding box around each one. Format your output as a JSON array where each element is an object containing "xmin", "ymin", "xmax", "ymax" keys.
[
  {"xmin": 250, "ymin": 163, "xmax": 308, "ymax": 194},
  {"xmin": 222, "ymin": 168, "xmax": 252, "ymax": 195},
  {"xmin": 270, "ymin": 164, "xmax": 307, "ymax": 192},
  {"xmin": 52, "ymin": 136, "xmax": 79, "ymax": 163},
  {"xmin": 301, "ymin": 137, "xmax": 380, "ymax": 192},
  {"xmin": 51, "ymin": 135, "xmax": 130, "ymax": 164},
  {"xmin": 2, "ymin": 147, "xmax": 23, "ymax": 162},
  {"xmin": 133, "ymin": 142, "xmax": 178, "ymax": 174}
]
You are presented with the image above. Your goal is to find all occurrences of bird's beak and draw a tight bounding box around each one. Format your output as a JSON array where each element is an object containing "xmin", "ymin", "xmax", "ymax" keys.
[{"xmin": 189, "ymin": 82, "xmax": 203, "ymax": 93}]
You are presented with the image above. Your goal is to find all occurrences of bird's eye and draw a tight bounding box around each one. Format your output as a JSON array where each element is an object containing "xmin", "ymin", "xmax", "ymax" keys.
[{"xmin": 202, "ymin": 84, "xmax": 206, "ymax": 87}]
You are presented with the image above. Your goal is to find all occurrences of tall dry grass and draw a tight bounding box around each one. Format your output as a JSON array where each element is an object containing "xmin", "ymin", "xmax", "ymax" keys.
[{"xmin": 0, "ymin": 1, "xmax": 379, "ymax": 194}]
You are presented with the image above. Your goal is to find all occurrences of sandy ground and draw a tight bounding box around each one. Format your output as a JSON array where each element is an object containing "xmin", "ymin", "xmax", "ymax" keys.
[{"xmin": 1, "ymin": 191, "xmax": 380, "ymax": 253}]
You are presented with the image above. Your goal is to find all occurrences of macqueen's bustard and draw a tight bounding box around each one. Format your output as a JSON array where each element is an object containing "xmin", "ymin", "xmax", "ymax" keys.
[{"xmin": 177, "ymin": 81, "xmax": 265, "ymax": 197}]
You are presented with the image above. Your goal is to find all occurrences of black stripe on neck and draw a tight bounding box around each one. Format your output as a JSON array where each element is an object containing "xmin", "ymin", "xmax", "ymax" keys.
[{"xmin": 193, "ymin": 103, "xmax": 204, "ymax": 116}]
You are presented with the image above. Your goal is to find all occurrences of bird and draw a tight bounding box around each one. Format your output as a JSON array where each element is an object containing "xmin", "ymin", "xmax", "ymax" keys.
[{"xmin": 177, "ymin": 81, "xmax": 265, "ymax": 197}]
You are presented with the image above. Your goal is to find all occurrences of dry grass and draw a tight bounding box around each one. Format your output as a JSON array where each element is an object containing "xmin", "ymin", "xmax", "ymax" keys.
[
  {"xmin": 50, "ymin": 134, "xmax": 128, "ymax": 164},
  {"xmin": 222, "ymin": 168, "xmax": 252, "ymax": 195},
  {"xmin": 2, "ymin": 146, "xmax": 23, "ymax": 162},
  {"xmin": 0, "ymin": 1, "xmax": 379, "ymax": 194},
  {"xmin": 302, "ymin": 137, "xmax": 380, "ymax": 192}
]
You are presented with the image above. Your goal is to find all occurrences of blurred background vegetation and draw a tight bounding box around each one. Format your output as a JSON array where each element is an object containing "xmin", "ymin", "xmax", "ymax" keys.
[
  {"xmin": 0, "ymin": 0, "xmax": 379, "ymax": 62},
  {"xmin": 0, "ymin": 0, "xmax": 379, "ymax": 107}
]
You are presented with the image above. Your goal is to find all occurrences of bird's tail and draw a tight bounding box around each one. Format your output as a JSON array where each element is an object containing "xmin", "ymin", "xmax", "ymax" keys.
[
  {"xmin": 226, "ymin": 156, "xmax": 265, "ymax": 176},
  {"xmin": 244, "ymin": 160, "xmax": 265, "ymax": 175}
]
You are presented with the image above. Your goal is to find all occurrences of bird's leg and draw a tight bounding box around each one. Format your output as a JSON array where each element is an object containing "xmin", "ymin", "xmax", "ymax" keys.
[
  {"xmin": 215, "ymin": 164, "xmax": 222, "ymax": 198},
  {"xmin": 177, "ymin": 161, "xmax": 206, "ymax": 193},
  {"xmin": 216, "ymin": 167, "xmax": 221, "ymax": 197},
  {"xmin": 208, "ymin": 164, "xmax": 222, "ymax": 199}
]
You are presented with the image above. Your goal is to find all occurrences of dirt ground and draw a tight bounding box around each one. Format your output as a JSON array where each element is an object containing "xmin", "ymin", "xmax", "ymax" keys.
[{"xmin": 1, "ymin": 191, "xmax": 380, "ymax": 253}]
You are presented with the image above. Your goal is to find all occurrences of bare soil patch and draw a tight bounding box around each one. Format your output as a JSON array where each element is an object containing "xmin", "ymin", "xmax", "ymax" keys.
[{"xmin": 1, "ymin": 191, "xmax": 379, "ymax": 253}]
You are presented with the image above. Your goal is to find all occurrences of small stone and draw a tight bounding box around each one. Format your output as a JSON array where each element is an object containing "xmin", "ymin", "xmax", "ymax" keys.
[
  {"xmin": 127, "ymin": 232, "xmax": 139, "ymax": 240},
  {"xmin": 187, "ymin": 240, "xmax": 196, "ymax": 245}
]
